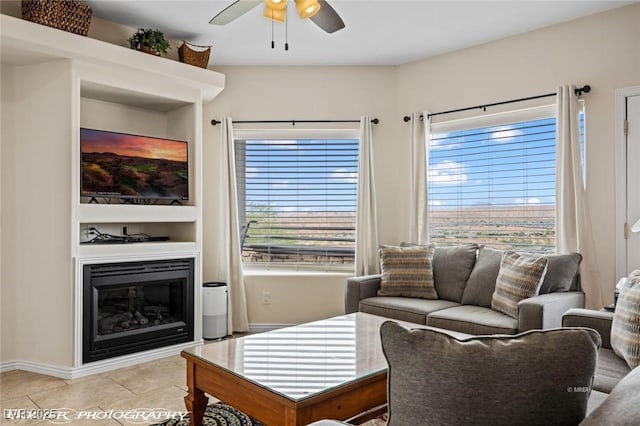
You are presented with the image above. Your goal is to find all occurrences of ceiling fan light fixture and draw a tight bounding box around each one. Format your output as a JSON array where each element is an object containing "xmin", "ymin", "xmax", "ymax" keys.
[
  {"xmin": 264, "ymin": 0, "xmax": 287, "ymax": 11},
  {"xmin": 296, "ymin": 0, "xmax": 321, "ymax": 19},
  {"xmin": 264, "ymin": 6, "xmax": 286, "ymax": 22}
]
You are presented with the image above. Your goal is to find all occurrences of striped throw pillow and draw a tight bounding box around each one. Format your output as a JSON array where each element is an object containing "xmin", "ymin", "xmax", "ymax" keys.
[
  {"xmin": 491, "ymin": 251, "xmax": 548, "ymax": 318},
  {"xmin": 378, "ymin": 245, "xmax": 438, "ymax": 300},
  {"xmin": 611, "ymin": 270, "xmax": 640, "ymax": 369}
]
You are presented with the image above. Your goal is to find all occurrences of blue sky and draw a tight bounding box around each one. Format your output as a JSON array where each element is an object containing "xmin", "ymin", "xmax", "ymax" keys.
[
  {"xmin": 241, "ymin": 139, "xmax": 358, "ymax": 213},
  {"xmin": 428, "ymin": 117, "xmax": 557, "ymax": 209}
]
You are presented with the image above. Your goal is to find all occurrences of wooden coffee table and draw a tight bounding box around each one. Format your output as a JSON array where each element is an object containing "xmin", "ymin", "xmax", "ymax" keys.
[{"xmin": 181, "ymin": 312, "xmax": 393, "ymax": 425}]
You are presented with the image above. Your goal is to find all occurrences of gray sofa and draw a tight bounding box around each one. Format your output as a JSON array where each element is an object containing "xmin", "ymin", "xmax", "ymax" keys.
[{"xmin": 346, "ymin": 244, "xmax": 585, "ymax": 335}]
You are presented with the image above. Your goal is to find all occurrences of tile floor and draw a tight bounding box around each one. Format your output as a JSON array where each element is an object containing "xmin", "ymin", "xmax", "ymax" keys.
[{"xmin": 0, "ymin": 355, "xmax": 193, "ymax": 425}]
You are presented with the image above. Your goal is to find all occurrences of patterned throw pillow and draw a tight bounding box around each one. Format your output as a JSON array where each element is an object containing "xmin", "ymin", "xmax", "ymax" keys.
[
  {"xmin": 611, "ymin": 270, "xmax": 640, "ymax": 369},
  {"xmin": 378, "ymin": 245, "xmax": 438, "ymax": 300},
  {"xmin": 491, "ymin": 251, "xmax": 548, "ymax": 318}
]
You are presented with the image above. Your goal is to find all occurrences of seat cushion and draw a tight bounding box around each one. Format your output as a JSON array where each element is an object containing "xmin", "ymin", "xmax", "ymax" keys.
[
  {"xmin": 359, "ymin": 297, "xmax": 459, "ymax": 325},
  {"xmin": 380, "ymin": 322, "xmax": 600, "ymax": 426},
  {"xmin": 461, "ymin": 246, "xmax": 503, "ymax": 307},
  {"xmin": 593, "ymin": 348, "xmax": 632, "ymax": 393},
  {"xmin": 426, "ymin": 305, "xmax": 518, "ymax": 335},
  {"xmin": 432, "ymin": 244, "xmax": 478, "ymax": 303},
  {"xmin": 581, "ymin": 364, "xmax": 640, "ymax": 425},
  {"xmin": 377, "ymin": 245, "xmax": 437, "ymax": 299},
  {"xmin": 586, "ymin": 390, "xmax": 609, "ymax": 416}
]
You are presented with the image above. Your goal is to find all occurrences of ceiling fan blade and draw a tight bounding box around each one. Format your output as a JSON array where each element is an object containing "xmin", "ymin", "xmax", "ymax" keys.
[
  {"xmin": 209, "ymin": 0, "xmax": 262, "ymax": 25},
  {"xmin": 309, "ymin": 0, "xmax": 345, "ymax": 34}
]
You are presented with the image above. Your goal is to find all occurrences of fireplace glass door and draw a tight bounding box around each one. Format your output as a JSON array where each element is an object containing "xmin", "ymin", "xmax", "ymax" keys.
[{"xmin": 83, "ymin": 259, "xmax": 194, "ymax": 362}]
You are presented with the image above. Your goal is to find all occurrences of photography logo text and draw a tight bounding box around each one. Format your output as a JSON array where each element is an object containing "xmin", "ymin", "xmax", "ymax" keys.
[{"xmin": 3, "ymin": 408, "xmax": 189, "ymax": 424}]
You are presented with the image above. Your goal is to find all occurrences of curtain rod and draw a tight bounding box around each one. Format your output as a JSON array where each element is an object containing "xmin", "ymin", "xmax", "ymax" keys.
[
  {"xmin": 402, "ymin": 85, "xmax": 591, "ymax": 122},
  {"xmin": 210, "ymin": 118, "xmax": 379, "ymax": 126}
]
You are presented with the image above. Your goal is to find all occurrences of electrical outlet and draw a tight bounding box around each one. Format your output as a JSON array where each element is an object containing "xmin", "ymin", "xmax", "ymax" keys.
[{"xmin": 262, "ymin": 291, "xmax": 271, "ymax": 305}]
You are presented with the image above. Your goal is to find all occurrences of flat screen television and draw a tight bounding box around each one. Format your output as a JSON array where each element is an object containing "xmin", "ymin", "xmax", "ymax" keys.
[{"xmin": 80, "ymin": 128, "xmax": 188, "ymax": 201}]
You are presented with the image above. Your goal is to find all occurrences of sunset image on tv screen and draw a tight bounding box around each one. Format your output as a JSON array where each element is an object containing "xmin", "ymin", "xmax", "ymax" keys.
[{"xmin": 81, "ymin": 128, "xmax": 188, "ymax": 200}]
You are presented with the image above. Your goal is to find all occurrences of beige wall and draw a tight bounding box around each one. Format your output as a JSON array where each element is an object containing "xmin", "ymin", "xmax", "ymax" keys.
[
  {"xmin": 204, "ymin": 4, "xmax": 640, "ymax": 322},
  {"xmin": 2, "ymin": 3, "xmax": 639, "ymax": 333},
  {"xmin": 397, "ymin": 3, "xmax": 640, "ymax": 306},
  {"xmin": 203, "ymin": 66, "xmax": 400, "ymax": 325}
]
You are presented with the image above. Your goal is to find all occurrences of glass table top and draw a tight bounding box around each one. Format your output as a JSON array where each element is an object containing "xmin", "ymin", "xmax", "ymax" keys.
[{"xmin": 184, "ymin": 312, "xmax": 392, "ymax": 402}]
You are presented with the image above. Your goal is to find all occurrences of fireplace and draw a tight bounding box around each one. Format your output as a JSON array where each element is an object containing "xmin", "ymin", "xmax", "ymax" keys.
[{"xmin": 83, "ymin": 258, "xmax": 194, "ymax": 363}]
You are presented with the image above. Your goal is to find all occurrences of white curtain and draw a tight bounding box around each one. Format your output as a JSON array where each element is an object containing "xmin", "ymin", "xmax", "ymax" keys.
[
  {"xmin": 218, "ymin": 117, "xmax": 249, "ymax": 332},
  {"xmin": 355, "ymin": 116, "xmax": 380, "ymax": 276},
  {"xmin": 556, "ymin": 86, "xmax": 604, "ymax": 309},
  {"xmin": 409, "ymin": 111, "xmax": 431, "ymax": 244}
]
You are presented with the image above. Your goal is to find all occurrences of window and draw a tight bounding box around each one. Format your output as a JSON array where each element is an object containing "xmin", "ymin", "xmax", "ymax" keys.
[
  {"xmin": 428, "ymin": 106, "xmax": 558, "ymax": 253},
  {"xmin": 234, "ymin": 129, "xmax": 359, "ymax": 269}
]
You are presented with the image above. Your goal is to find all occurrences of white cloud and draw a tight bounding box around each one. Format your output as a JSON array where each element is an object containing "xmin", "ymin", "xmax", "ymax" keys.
[
  {"xmin": 331, "ymin": 168, "xmax": 357, "ymax": 184},
  {"xmin": 429, "ymin": 200, "xmax": 444, "ymax": 206},
  {"xmin": 491, "ymin": 126, "xmax": 523, "ymax": 143},
  {"xmin": 250, "ymin": 139, "xmax": 297, "ymax": 149},
  {"xmin": 515, "ymin": 197, "xmax": 541, "ymax": 205},
  {"xmin": 429, "ymin": 160, "xmax": 467, "ymax": 185},
  {"xmin": 430, "ymin": 132, "xmax": 460, "ymax": 150},
  {"xmin": 246, "ymin": 167, "xmax": 259, "ymax": 178},
  {"xmin": 271, "ymin": 180, "xmax": 289, "ymax": 189}
]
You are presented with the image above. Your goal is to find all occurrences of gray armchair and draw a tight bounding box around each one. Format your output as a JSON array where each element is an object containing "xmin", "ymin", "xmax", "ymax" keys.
[
  {"xmin": 562, "ymin": 309, "xmax": 631, "ymax": 394},
  {"xmin": 308, "ymin": 323, "xmax": 601, "ymax": 425}
]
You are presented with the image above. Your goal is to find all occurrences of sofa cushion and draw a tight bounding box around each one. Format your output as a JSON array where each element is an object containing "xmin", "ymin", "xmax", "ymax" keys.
[
  {"xmin": 359, "ymin": 297, "xmax": 459, "ymax": 325},
  {"xmin": 461, "ymin": 246, "xmax": 503, "ymax": 307},
  {"xmin": 432, "ymin": 243, "xmax": 478, "ymax": 303},
  {"xmin": 540, "ymin": 252, "xmax": 583, "ymax": 294},
  {"xmin": 377, "ymin": 245, "xmax": 437, "ymax": 299},
  {"xmin": 491, "ymin": 251, "xmax": 548, "ymax": 318},
  {"xmin": 581, "ymin": 364, "xmax": 640, "ymax": 426},
  {"xmin": 593, "ymin": 348, "xmax": 632, "ymax": 393},
  {"xmin": 380, "ymin": 322, "xmax": 600, "ymax": 426},
  {"xmin": 426, "ymin": 305, "xmax": 518, "ymax": 335},
  {"xmin": 611, "ymin": 270, "xmax": 640, "ymax": 369},
  {"xmin": 586, "ymin": 390, "xmax": 609, "ymax": 416}
]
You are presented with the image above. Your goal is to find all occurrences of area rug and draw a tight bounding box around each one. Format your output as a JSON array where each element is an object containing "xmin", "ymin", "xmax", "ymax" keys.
[
  {"xmin": 150, "ymin": 403, "xmax": 388, "ymax": 426},
  {"xmin": 150, "ymin": 402, "xmax": 263, "ymax": 426}
]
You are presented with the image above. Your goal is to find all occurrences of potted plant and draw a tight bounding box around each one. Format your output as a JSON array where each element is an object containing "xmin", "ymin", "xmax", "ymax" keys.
[{"xmin": 128, "ymin": 28, "xmax": 170, "ymax": 57}]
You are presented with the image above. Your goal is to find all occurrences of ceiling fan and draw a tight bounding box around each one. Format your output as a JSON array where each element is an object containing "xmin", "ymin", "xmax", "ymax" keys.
[{"xmin": 209, "ymin": 0, "xmax": 346, "ymax": 34}]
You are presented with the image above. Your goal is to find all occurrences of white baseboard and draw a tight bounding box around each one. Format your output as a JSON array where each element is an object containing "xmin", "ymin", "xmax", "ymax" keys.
[
  {"xmin": 1, "ymin": 326, "xmax": 297, "ymax": 378},
  {"xmin": 0, "ymin": 339, "xmax": 203, "ymax": 379},
  {"xmin": 248, "ymin": 323, "xmax": 294, "ymax": 333}
]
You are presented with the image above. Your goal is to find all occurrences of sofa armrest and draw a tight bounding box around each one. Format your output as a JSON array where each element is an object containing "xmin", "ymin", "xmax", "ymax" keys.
[
  {"xmin": 517, "ymin": 292, "xmax": 585, "ymax": 332},
  {"xmin": 345, "ymin": 275, "xmax": 382, "ymax": 314},
  {"xmin": 562, "ymin": 308, "xmax": 614, "ymax": 349}
]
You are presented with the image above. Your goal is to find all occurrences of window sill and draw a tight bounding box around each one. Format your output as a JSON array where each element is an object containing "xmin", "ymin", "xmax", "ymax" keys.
[{"xmin": 243, "ymin": 268, "xmax": 354, "ymax": 278}]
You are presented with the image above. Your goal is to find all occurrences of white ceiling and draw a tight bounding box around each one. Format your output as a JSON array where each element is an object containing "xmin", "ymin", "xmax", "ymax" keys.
[{"xmin": 83, "ymin": 0, "xmax": 637, "ymax": 66}]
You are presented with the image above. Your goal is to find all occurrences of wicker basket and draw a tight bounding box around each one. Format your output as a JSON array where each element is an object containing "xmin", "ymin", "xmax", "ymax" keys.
[
  {"xmin": 22, "ymin": 0, "xmax": 92, "ymax": 36},
  {"xmin": 178, "ymin": 41, "xmax": 212, "ymax": 68}
]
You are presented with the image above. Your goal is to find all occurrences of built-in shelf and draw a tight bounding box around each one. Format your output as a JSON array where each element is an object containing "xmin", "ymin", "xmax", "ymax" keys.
[
  {"xmin": 76, "ymin": 204, "xmax": 199, "ymax": 223},
  {"xmin": 0, "ymin": 14, "xmax": 224, "ymax": 102},
  {"xmin": 1, "ymin": 13, "xmax": 223, "ymax": 373}
]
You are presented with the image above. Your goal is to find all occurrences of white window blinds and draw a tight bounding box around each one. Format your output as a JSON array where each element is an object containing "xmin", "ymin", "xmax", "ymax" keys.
[
  {"xmin": 235, "ymin": 134, "xmax": 358, "ymax": 268},
  {"xmin": 428, "ymin": 107, "xmax": 557, "ymax": 253}
]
